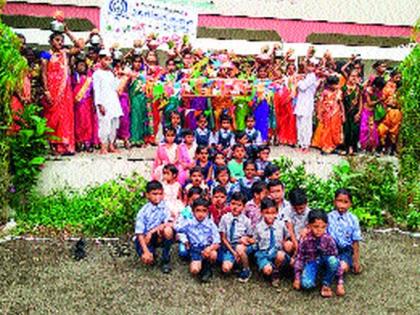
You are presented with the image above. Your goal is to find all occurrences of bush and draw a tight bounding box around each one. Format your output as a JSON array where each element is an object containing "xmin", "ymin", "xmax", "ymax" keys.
[
  {"xmin": 398, "ymin": 43, "xmax": 420, "ymax": 218},
  {"xmin": 9, "ymin": 104, "xmax": 52, "ymax": 207},
  {"xmin": 15, "ymin": 175, "xmax": 147, "ymax": 237},
  {"xmin": 15, "ymin": 156, "xmax": 419, "ymax": 237},
  {"xmin": 275, "ymin": 156, "xmax": 405, "ymax": 228}
]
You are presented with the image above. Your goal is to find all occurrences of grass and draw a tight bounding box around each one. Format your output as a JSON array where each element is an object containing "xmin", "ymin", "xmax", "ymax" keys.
[{"xmin": 0, "ymin": 231, "xmax": 419, "ymax": 314}]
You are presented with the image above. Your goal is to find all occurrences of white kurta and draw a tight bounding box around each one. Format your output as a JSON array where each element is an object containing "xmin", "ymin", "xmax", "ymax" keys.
[
  {"xmin": 294, "ymin": 72, "xmax": 317, "ymax": 117},
  {"xmin": 93, "ymin": 69, "xmax": 123, "ymax": 143},
  {"xmin": 294, "ymin": 72, "xmax": 317, "ymax": 148}
]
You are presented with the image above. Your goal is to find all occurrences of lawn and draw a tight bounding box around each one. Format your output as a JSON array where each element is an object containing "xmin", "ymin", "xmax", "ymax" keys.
[{"xmin": 1, "ymin": 231, "xmax": 419, "ymax": 314}]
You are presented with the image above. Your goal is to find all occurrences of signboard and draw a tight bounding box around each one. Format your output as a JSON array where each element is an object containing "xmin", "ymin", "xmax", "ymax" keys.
[{"xmin": 100, "ymin": 0, "xmax": 198, "ymax": 47}]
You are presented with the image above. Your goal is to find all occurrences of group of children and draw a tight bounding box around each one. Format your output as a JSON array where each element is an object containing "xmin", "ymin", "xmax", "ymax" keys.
[
  {"xmin": 12, "ymin": 26, "xmax": 402, "ymax": 156},
  {"xmin": 135, "ymin": 126, "xmax": 362, "ymax": 297}
]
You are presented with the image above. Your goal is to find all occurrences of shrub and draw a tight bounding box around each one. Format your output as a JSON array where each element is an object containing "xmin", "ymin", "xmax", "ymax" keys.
[
  {"xmin": 9, "ymin": 104, "xmax": 52, "ymax": 207},
  {"xmin": 15, "ymin": 175, "xmax": 147, "ymax": 237}
]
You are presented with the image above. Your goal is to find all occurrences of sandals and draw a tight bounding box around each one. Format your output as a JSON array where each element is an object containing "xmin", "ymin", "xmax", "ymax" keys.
[{"xmin": 321, "ymin": 285, "xmax": 333, "ymax": 298}]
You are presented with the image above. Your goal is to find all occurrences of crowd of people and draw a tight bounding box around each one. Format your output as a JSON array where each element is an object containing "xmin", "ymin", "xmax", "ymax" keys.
[
  {"xmin": 11, "ymin": 24, "xmax": 403, "ymax": 157},
  {"xmin": 10, "ymin": 23, "xmax": 373, "ymax": 297}
]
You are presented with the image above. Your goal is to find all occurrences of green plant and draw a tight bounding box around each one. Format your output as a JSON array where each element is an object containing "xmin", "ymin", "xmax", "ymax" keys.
[
  {"xmin": 15, "ymin": 175, "xmax": 147, "ymax": 237},
  {"xmin": 398, "ymin": 24, "xmax": 420, "ymax": 218},
  {"xmin": 9, "ymin": 104, "xmax": 52, "ymax": 207},
  {"xmin": 0, "ymin": 18, "xmax": 28, "ymax": 222},
  {"xmin": 275, "ymin": 156, "xmax": 401, "ymax": 228}
]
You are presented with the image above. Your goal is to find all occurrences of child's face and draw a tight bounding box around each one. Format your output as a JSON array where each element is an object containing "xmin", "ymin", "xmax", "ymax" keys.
[
  {"xmin": 262, "ymin": 207, "xmax": 278, "ymax": 225},
  {"xmin": 100, "ymin": 56, "xmax": 112, "ymax": 69},
  {"xmin": 334, "ymin": 194, "xmax": 352, "ymax": 214},
  {"xmin": 293, "ymin": 204, "xmax": 307, "ymax": 215},
  {"xmin": 162, "ymin": 169, "xmax": 176, "ymax": 183},
  {"xmin": 221, "ymin": 120, "xmax": 231, "ymax": 130},
  {"xmin": 233, "ymin": 147, "xmax": 246, "ymax": 160},
  {"xmin": 255, "ymin": 189, "xmax": 268, "ymax": 201},
  {"xmin": 171, "ymin": 114, "xmax": 181, "ymax": 127},
  {"xmin": 146, "ymin": 189, "xmax": 163, "ymax": 205},
  {"xmin": 184, "ymin": 134, "xmax": 194, "ymax": 145},
  {"xmin": 193, "ymin": 205, "xmax": 209, "ymax": 222},
  {"xmin": 246, "ymin": 118, "xmax": 255, "ymax": 129},
  {"xmin": 217, "ymin": 170, "xmax": 229, "ymax": 185},
  {"xmin": 197, "ymin": 149, "xmax": 209, "ymax": 162},
  {"xmin": 259, "ymin": 149, "xmax": 270, "ymax": 161},
  {"xmin": 212, "ymin": 192, "xmax": 227, "ymax": 207},
  {"xmin": 269, "ymin": 171, "xmax": 280, "ymax": 181},
  {"xmin": 76, "ymin": 62, "xmax": 87, "ymax": 74},
  {"xmin": 197, "ymin": 117, "xmax": 207, "ymax": 129},
  {"xmin": 309, "ymin": 219, "xmax": 327, "ymax": 238},
  {"xmin": 191, "ymin": 172, "xmax": 203, "ymax": 185},
  {"xmin": 165, "ymin": 131, "xmax": 176, "ymax": 144},
  {"xmin": 214, "ymin": 155, "xmax": 226, "ymax": 166},
  {"xmin": 244, "ymin": 163, "xmax": 256, "ymax": 179},
  {"xmin": 230, "ymin": 199, "xmax": 245, "ymax": 216},
  {"xmin": 269, "ymin": 185, "xmax": 284, "ymax": 205},
  {"xmin": 167, "ymin": 60, "xmax": 176, "ymax": 72}
]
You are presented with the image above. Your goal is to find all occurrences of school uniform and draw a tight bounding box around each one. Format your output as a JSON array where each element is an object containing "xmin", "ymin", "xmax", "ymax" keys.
[
  {"xmin": 211, "ymin": 181, "xmax": 236, "ymax": 203},
  {"xmin": 254, "ymin": 218, "xmax": 290, "ymax": 270},
  {"xmin": 288, "ymin": 207, "xmax": 311, "ymax": 241},
  {"xmin": 175, "ymin": 216, "xmax": 220, "ymax": 262},
  {"xmin": 235, "ymin": 177, "xmax": 260, "ymax": 201},
  {"xmin": 210, "ymin": 128, "xmax": 235, "ymax": 150},
  {"xmin": 134, "ymin": 201, "xmax": 173, "ymax": 262},
  {"xmin": 245, "ymin": 127, "xmax": 263, "ymax": 158},
  {"xmin": 194, "ymin": 127, "xmax": 212, "ymax": 147},
  {"xmin": 219, "ymin": 212, "xmax": 254, "ymax": 263},
  {"xmin": 327, "ymin": 210, "xmax": 362, "ymax": 268}
]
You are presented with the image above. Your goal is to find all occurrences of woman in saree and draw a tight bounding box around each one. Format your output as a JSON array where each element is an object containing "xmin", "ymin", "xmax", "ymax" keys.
[
  {"xmin": 341, "ymin": 70, "xmax": 362, "ymax": 155},
  {"xmin": 312, "ymin": 76, "xmax": 345, "ymax": 154},
  {"xmin": 129, "ymin": 55, "xmax": 151, "ymax": 147},
  {"xmin": 41, "ymin": 31, "xmax": 77, "ymax": 155}
]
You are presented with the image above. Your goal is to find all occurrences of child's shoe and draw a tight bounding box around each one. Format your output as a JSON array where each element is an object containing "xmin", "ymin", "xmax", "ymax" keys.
[
  {"xmin": 238, "ymin": 268, "xmax": 252, "ymax": 283},
  {"xmin": 271, "ymin": 269, "xmax": 280, "ymax": 287},
  {"xmin": 160, "ymin": 261, "xmax": 172, "ymax": 274},
  {"xmin": 199, "ymin": 261, "xmax": 213, "ymax": 283}
]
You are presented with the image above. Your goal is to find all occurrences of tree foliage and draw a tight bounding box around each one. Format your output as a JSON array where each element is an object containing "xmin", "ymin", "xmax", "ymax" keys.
[{"xmin": 0, "ymin": 17, "xmax": 28, "ymax": 223}]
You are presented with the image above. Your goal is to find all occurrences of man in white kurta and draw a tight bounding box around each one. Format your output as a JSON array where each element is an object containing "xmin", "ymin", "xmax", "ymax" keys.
[
  {"xmin": 294, "ymin": 62, "xmax": 318, "ymax": 150},
  {"xmin": 93, "ymin": 52, "xmax": 123, "ymax": 153}
]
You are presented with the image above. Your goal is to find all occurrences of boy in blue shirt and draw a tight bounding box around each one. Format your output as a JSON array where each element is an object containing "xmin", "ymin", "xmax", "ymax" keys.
[
  {"xmin": 177, "ymin": 187, "xmax": 204, "ymax": 260},
  {"xmin": 328, "ymin": 188, "xmax": 362, "ymax": 276},
  {"xmin": 134, "ymin": 180, "xmax": 174, "ymax": 273},
  {"xmin": 176, "ymin": 198, "xmax": 221, "ymax": 282},
  {"xmin": 254, "ymin": 197, "xmax": 291, "ymax": 287},
  {"xmin": 219, "ymin": 192, "xmax": 255, "ymax": 282}
]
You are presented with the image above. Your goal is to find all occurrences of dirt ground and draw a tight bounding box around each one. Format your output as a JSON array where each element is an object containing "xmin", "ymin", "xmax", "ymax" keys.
[{"xmin": 1, "ymin": 231, "xmax": 419, "ymax": 315}]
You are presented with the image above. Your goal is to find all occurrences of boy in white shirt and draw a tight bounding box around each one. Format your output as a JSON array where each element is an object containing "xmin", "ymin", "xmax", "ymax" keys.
[{"xmin": 92, "ymin": 50, "xmax": 123, "ymax": 154}]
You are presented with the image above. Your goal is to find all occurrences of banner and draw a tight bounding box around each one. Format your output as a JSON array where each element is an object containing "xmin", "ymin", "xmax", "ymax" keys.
[{"xmin": 100, "ymin": 0, "xmax": 198, "ymax": 47}]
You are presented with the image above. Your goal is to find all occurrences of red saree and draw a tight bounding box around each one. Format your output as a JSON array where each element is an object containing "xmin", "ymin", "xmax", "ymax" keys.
[
  {"xmin": 274, "ymin": 86, "xmax": 297, "ymax": 145},
  {"xmin": 44, "ymin": 51, "xmax": 75, "ymax": 154}
]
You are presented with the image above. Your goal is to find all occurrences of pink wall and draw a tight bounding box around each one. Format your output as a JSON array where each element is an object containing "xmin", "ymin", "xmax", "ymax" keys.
[
  {"xmin": 198, "ymin": 15, "xmax": 412, "ymax": 42},
  {"xmin": 4, "ymin": 3, "xmax": 413, "ymax": 42},
  {"xmin": 4, "ymin": 2, "xmax": 101, "ymax": 27}
]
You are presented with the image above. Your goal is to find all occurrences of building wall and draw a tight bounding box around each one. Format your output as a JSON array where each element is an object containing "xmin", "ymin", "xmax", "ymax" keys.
[{"xmin": 3, "ymin": 2, "xmax": 414, "ymax": 43}]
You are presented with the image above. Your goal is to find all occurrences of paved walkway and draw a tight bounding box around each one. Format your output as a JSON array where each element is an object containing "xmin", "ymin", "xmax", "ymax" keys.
[{"xmin": 37, "ymin": 145, "xmax": 350, "ymax": 194}]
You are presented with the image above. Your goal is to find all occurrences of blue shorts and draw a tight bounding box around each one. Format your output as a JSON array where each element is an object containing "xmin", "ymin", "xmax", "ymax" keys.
[
  {"xmin": 254, "ymin": 248, "xmax": 290, "ymax": 271},
  {"xmin": 222, "ymin": 245, "xmax": 255, "ymax": 264},
  {"xmin": 134, "ymin": 233, "xmax": 159, "ymax": 257},
  {"xmin": 189, "ymin": 246, "xmax": 206, "ymax": 262},
  {"xmin": 338, "ymin": 246, "xmax": 354, "ymax": 268}
]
